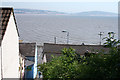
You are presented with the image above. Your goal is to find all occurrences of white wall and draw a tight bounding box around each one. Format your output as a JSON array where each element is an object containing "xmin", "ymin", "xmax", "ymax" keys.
[
  {"xmin": 42, "ymin": 54, "xmax": 47, "ymax": 63},
  {"xmin": 1, "ymin": 12, "xmax": 19, "ymax": 78},
  {"xmin": 22, "ymin": 58, "xmax": 25, "ymax": 77},
  {"xmin": 19, "ymin": 55, "xmax": 25, "ymax": 78},
  {"xmin": 34, "ymin": 44, "xmax": 37, "ymax": 78},
  {"xmin": 0, "ymin": 47, "xmax": 1, "ymax": 79}
]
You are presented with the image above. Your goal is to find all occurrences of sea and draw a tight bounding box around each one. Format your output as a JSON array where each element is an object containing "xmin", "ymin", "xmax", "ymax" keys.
[{"xmin": 15, "ymin": 15, "xmax": 118, "ymax": 46}]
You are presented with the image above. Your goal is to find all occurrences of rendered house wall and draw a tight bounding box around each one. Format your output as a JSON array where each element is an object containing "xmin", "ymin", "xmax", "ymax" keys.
[
  {"xmin": 1, "ymin": 12, "xmax": 19, "ymax": 78},
  {"xmin": 0, "ymin": 47, "xmax": 1, "ymax": 79},
  {"xmin": 34, "ymin": 45, "xmax": 37, "ymax": 78},
  {"xmin": 43, "ymin": 54, "xmax": 47, "ymax": 63}
]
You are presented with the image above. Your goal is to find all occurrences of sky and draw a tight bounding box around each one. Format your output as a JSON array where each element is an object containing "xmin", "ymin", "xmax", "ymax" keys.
[
  {"xmin": 1, "ymin": 0, "xmax": 119, "ymax": 2},
  {"xmin": 1, "ymin": 0, "xmax": 119, "ymax": 13}
]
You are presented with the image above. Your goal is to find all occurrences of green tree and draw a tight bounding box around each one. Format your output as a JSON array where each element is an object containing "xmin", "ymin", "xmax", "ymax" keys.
[
  {"xmin": 103, "ymin": 32, "xmax": 120, "ymax": 47},
  {"xmin": 38, "ymin": 48, "xmax": 120, "ymax": 79},
  {"xmin": 38, "ymin": 32, "xmax": 120, "ymax": 79},
  {"xmin": 38, "ymin": 48, "xmax": 82, "ymax": 79}
]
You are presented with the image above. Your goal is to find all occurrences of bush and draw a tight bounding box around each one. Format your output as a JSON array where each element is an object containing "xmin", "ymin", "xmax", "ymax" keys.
[
  {"xmin": 38, "ymin": 47, "xmax": 120, "ymax": 79},
  {"xmin": 38, "ymin": 32, "xmax": 120, "ymax": 79}
]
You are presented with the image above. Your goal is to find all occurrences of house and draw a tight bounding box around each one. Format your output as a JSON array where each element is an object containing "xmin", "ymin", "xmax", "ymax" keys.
[
  {"xmin": 19, "ymin": 43, "xmax": 38, "ymax": 79},
  {"xmin": 37, "ymin": 45, "xmax": 43, "ymax": 64},
  {"xmin": 42, "ymin": 43, "xmax": 110, "ymax": 62},
  {"xmin": 0, "ymin": 8, "xmax": 20, "ymax": 79},
  {"xmin": 19, "ymin": 53, "xmax": 25, "ymax": 79}
]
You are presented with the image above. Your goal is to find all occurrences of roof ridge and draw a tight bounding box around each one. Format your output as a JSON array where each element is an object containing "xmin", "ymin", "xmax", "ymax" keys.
[
  {"xmin": 44, "ymin": 43, "xmax": 103, "ymax": 46},
  {"xmin": 0, "ymin": 7, "xmax": 13, "ymax": 10}
]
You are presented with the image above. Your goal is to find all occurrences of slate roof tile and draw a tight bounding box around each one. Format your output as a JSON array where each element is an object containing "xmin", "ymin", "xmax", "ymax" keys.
[
  {"xmin": 0, "ymin": 7, "xmax": 19, "ymax": 45},
  {"xmin": 19, "ymin": 43, "xmax": 36, "ymax": 57}
]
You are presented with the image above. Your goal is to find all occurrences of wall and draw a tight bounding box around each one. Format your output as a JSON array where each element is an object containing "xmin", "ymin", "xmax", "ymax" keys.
[
  {"xmin": 33, "ymin": 44, "xmax": 37, "ymax": 78},
  {"xmin": 19, "ymin": 55, "xmax": 25, "ymax": 78},
  {"xmin": 25, "ymin": 64, "xmax": 34, "ymax": 78},
  {"xmin": 45, "ymin": 53, "xmax": 61, "ymax": 62},
  {"xmin": 42, "ymin": 54, "xmax": 47, "ymax": 63},
  {"xmin": 37, "ymin": 46, "xmax": 43, "ymax": 64},
  {"xmin": 0, "ymin": 47, "xmax": 1, "ymax": 79},
  {"xmin": 22, "ymin": 58, "xmax": 25, "ymax": 78},
  {"xmin": 1, "ymin": 12, "xmax": 19, "ymax": 78}
]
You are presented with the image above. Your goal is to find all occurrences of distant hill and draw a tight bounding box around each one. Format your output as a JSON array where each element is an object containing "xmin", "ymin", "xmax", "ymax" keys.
[
  {"xmin": 72, "ymin": 11, "xmax": 117, "ymax": 16},
  {"xmin": 14, "ymin": 9, "xmax": 66, "ymax": 15},
  {"xmin": 14, "ymin": 9, "xmax": 117, "ymax": 16}
]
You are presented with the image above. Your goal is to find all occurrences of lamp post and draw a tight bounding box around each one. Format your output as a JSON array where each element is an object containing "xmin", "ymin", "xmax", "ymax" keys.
[{"xmin": 62, "ymin": 30, "xmax": 69, "ymax": 44}]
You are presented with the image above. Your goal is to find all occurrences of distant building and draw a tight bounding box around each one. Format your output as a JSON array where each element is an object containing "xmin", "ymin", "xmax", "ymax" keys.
[
  {"xmin": 19, "ymin": 43, "xmax": 38, "ymax": 79},
  {"xmin": 0, "ymin": 8, "xmax": 20, "ymax": 79},
  {"xmin": 42, "ymin": 43, "xmax": 110, "ymax": 62}
]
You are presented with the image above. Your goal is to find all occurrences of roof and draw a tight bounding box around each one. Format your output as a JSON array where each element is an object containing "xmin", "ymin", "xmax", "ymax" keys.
[
  {"xmin": 43, "ymin": 43, "xmax": 110, "ymax": 54},
  {"xmin": 0, "ymin": 7, "xmax": 19, "ymax": 45},
  {"xmin": 43, "ymin": 43, "xmax": 110, "ymax": 62},
  {"xmin": 19, "ymin": 43, "xmax": 36, "ymax": 57}
]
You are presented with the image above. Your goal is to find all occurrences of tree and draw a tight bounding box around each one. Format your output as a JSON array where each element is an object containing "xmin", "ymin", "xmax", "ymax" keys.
[
  {"xmin": 103, "ymin": 32, "xmax": 120, "ymax": 47},
  {"xmin": 38, "ymin": 48, "xmax": 83, "ymax": 79},
  {"xmin": 38, "ymin": 32, "xmax": 120, "ymax": 79}
]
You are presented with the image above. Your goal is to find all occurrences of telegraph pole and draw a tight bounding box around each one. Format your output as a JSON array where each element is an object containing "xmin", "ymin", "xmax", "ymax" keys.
[
  {"xmin": 54, "ymin": 37, "xmax": 57, "ymax": 44},
  {"xmin": 98, "ymin": 32, "xmax": 104, "ymax": 45},
  {"xmin": 67, "ymin": 32, "xmax": 69, "ymax": 44}
]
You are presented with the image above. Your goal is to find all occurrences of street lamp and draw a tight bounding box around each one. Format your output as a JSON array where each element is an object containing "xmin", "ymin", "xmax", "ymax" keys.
[{"xmin": 62, "ymin": 30, "xmax": 69, "ymax": 44}]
